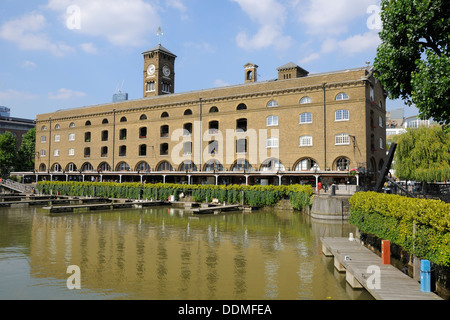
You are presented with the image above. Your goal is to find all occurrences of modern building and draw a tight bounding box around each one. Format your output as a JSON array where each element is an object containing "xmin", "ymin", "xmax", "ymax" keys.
[
  {"xmin": 0, "ymin": 107, "xmax": 35, "ymax": 149},
  {"xmin": 31, "ymin": 44, "xmax": 387, "ymax": 187}
]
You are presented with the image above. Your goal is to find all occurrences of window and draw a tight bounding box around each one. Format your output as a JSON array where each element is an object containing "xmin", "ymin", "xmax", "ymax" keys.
[
  {"xmin": 266, "ymin": 115, "xmax": 278, "ymax": 126},
  {"xmin": 117, "ymin": 162, "xmax": 130, "ymax": 171},
  {"xmin": 139, "ymin": 144, "xmax": 147, "ymax": 156},
  {"xmin": 209, "ymin": 106, "xmax": 219, "ymax": 113},
  {"xmin": 54, "ymin": 149, "xmax": 60, "ymax": 157},
  {"xmin": 160, "ymin": 143, "xmax": 169, "ymax": 156},
  {"xmin": 335, "ymin": 109, "xmax": 349, "ymax": 121},
  {"xmin": 85, "ymin": 120, "xmax": 91, "ymax": 126},
  {"xmin": 140, "ymin": 114, "xmax": 147, "ymax": 120},
  {"xmin": 120, "ymin": 117, "xmax": 127, "ymax": 123},
  {"xmin": 261, "ymin": 158, "xmax": 285, "ymax": 171},
  {"xmin": 232, "ymin": 159, "xmax": 252, "ymax": 172},
  {"xmin": 267, "ymin": 100, "xmax": 278, "ymax": 108},
  {"xmin": 41, "ymin": 125, "xmax": 47, "ymax": 131},
  {"xmin": 209, "ymin": 121, "xmax": 219, "ymax": 135},
  {"xmin": 98, "ymin": 162, "xmax": 111, "ymax": 172},
  {"xmin": 204, "ymin": 160, "xmax": 223, "ymax": 172},
  {"xmin": 157, "ymin": 161, "xmax": 173, "ymax": 171},
  {"xmin": 162, "ymin": 82, "xmax": 170, "ymax": 93},
  {"xmin": 40, "ymin": 150, "xmax": 46, "ymax": 157},
  {"xmin": 85, "ymin": 132, "xmax": 91, "ymax": 142},
  {"xmin": 236, "ymin": 118, "xmax": 247, "ymax": 132},
  {"xmin": 266, "ymin": 137, "xmax": 279, "ymax": 148},
  {"xmin": 139, "ymin": 127, "xmax": 147, "ymax": 139},
  {"xmin": 41, "ymin": 136, "xmax": 47, "ymax": 143},
  {"xmin": 82, "ymin": 163, "xmax": 94, "ymax": 172},
  {"xmin": 160, "ymin": 125, "xmax": 169, "ymax": 138},
  {"xmin": 54, "ymin": 134, "xmax": 60, "ymax": 142},
  {"xmin": 300, "ymin": 96, "xmax": 312, "ymax": 104},
  {"xmin": 380, "ymin": 137, "xmax": 384, "ymax": 150},
  {"xmin": 55, "ymin": 124, "xmax": 60, "ymax": 130},
  {"xmin": 184, "ymin": 109, "xmax": 192, "ymax": 116},
  {"xmin": 370, "ymin": 86, "xmax": 374, "ymax": 102},
  {"xmin": 102, "ymin": 119, "xmax": 109, "ymax": 124},
  {"xmin": 69, "ymin": 133, "xmax": 75, "ymax": 141},
  {"xmin": 299, "ymin": 112, "xmax": 312, "ymax": 124},
  {"xmin": 236, "ymin": 139, "xmax": 247, "ymax": 153},
  {"xmin": 101, "ymin": 130, "xmax": 108, "ymax": 141},
  {"xmin": 69, "ymin": 122, "xmax": 75, "ymax": 128},
  {"xmin": 183, "ymin": 142, "xmax": 192, "ymax": 155},
  {"xmin": 237, "ymin": 103, "xmax": 247, "ymax": 110},
  {"xmin": 180, "ymin": 161, "xmax": 197, "ymax": 172},
  {"xmin": 84, "ymin": 147, "xmax": 90, "ymax": 158},
  {"xmin": 379, "ymin": 116, "xmax": 383, "ymax": 128},
  {"xmin": 336, "ymin": 157, "xmax": 350, "ymax": 171},
  {"xmin": 208, "ymin": 140, "xmax": 218, "ymax": 155},
  {"xmin": 53, "ymin": 164, "xmax": 62, "ymax": 172},
  {"xmin": 67, "ymin": 163, "xmax": 77, "ymax": 172},
  {"xmin": 336, "ymin": 92, "xmax": 349, "ymax": 101},
  {"xmin": 146, "ymin": 81, "xmax": 155, "ymax": 92},
  {"xmin": 299, "ymin": 135, "xmax": 313, "ymax": 147},
  {"xmin": 136, "ymin": 162, "xmax": 150, "ymax": 172},
  {"xmin": 119, "ymin": 129, "xmax": 127, "ymax": 140},
  {"xmin": 68, "ymin": 148, "xmax": 75, "ymax": 156},
  {"xmin": 119, "ymin": 145, "xmax": 127, "ymax": 157},
  {"xmin": 101, "ymin": 146, "xmax": 108, "ymax": 157},
  {"xmin": 335, "ymin": 133, "xmax": 350, "ymax": 145},
  {"xmin": 183, "ymin": 123, "xmax": 192, "ymax": 136},
  {"xmin": 295, "ymin": 158, "xmax": 319, "ymax": 171},
  {"xmin": 161, "ymin": 112, "xmax": 169, "ymax": 118}
]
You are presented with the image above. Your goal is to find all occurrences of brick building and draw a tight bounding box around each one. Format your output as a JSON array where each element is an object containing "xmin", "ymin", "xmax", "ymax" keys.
[{"xmin": 32, "ymin": 44, "xmax": 386, "ymax": 187}]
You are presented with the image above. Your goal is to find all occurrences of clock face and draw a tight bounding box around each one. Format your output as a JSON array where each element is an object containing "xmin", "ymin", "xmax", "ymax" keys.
[
  {"xmin": 163, "ymin": 65, "xmax": 171, "ymax": 77},
  {"xmin": 147, "ymin": 64, "xmax": 155, "ymax": 76}
]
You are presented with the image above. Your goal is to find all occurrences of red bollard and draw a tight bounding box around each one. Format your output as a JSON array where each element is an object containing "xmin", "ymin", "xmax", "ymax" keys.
[{"xmin": 381, "ymin": 240, "xmax": 390, "ymax": 265}]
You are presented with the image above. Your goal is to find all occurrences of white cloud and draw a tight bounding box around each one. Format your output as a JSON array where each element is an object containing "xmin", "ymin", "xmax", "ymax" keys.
[
  {"xmin": 166, "ymin": 0, "xmax": 188, "ymax": 19},
  {"xmin": 214, "ymin": 79, "xmax": 230, "ymax": 87},
  {"xmin": 47, "ymin": 0, "xmax": 161, "ymax": 47},
  {"xmin": 22, "ymin": 61, "xmax": 37, "ymax": 69},
  {"xmin": 0, "ymin": 89, "xmax": 39, "ymax": 100},
  {"xmin": 295, "ymin": 0, "xmax": 375, "ymax": 36},
  {"xmin": 48, "ymin": 88, "xmax": 86, "ymax": 100},
  {"xmin": 336, "ymin": 31, "xmax": 381, "ymax": 54},
  {"xmin": 298, "ymin": 52, "xmax": 320, "ymax": 65},
  {"xmin": 80, "ymin": 42, "xmax": 98, "ymax": 54},
  {"xmin": 0, "ymin": 12, "xmax": 74, "ymax": 56},
  {"xmin": 232, "ymin": 0, "xmax": 292, "ymax": 51}
]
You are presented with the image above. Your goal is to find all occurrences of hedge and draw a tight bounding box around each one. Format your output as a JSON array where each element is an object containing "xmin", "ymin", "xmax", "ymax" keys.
[
  {"xmin": 349, "ymin": 191, "xmax": 450, "ymax": 267},
  {"xmin": 36, "ymin": 181, "xmax": 314, "ymax": 211}
]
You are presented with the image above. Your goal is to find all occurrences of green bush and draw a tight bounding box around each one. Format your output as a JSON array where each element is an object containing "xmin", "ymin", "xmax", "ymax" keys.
[
  {"xmin": 349, "ymin": 191, "xmax": 450, "ymax": 267},
  {"xmin": 36, "ymin": 181, "xmax": 313, "ymax": 210}
]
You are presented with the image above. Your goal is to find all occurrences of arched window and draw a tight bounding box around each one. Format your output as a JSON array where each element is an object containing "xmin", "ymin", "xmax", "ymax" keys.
[
  {"xmin": 116, "ymin": 162, "xmax": 130, "ymax": 172},
  {"xmin": 69, "ymin": 122, "xmax": 75, "ymax": 128},
  {"xmin": 299, "ymin": 112, "xmax": 312, "ymax": 124},
  {"xmin": 161, "ymin": 112, "xmax": 169, "ymax": 118},
  {"xmin": 300, "ymin": 96, "xmax": 312, "ymax": 104},
  {"xmin": 335, "ymin": 157, "xmax": 350, "ymax": 171},
  {"xmin": 39, "ymin": 164, "xmax": 46, "ymax": 172},
  {"xmin": 120, "ymin": 116, "xmax": 127, "ymax": 122},
  {"xmin": 55, "ymin": 124, "xmax": 60, "ymax": 130},
  {"xmin": 209, "ymin": 106, "xmax": 219, "ymax": 113},
  {"xmin": 81, "ymin": 162, "xmax": 94, "ymax": 172},
  {"xmin": 335, "ymin": 92, "xmax": 349, "ymax": 101},
  {"xmin": 157, "ymin": 161, "xmax": 173, "ymax": 171},
  {"xmin": 136, "ymin": 161, "xmax": 150, "ymax": 172},
  {"xmin": 66, "ymin": 163, "xmax": 77, "ymax": 172},
  {"xmin": 102, "ymin": 119, "xmax": 109, "ymax": 124},
  {"xmin": 52, "ymin": 163, "xmax": 62, "ymax": 172},
  {"xmin": 98, "ymin": 162, "xmax": 111, "ymax": 172},
  {"xmin": 204, "ymin": 159, "xmax": 224, "ymax": 172},
  {"xmin": 41, "ymin": 125, "xmax": 47, "ymax": 131},
  {"xmin": 267, "ymin": 100, "xmax": 278, "ymax": 108},
  {"xmin": 184, "ymin": 109, "xmax": 193, "ymax": 116},
  {"xmin": 85, "ymin": 120, "xmax": 91, "ymax": 126},
  {"xmin": 260, "ymin": 158, "xmax": 285, "ymax": 172},
  {"xmin": 179, "ymin": 161, "xmax": 197, "ymax": 172},
  {"xmin": 232, "ymin": 159, "xmax": 252, "ymax": 172},
  {"xmin": 295, "ymin": 158, "xmax": 319, "ymax": 171},
  {"xmin": 139, "ymin": 114, "xmax": 147, "ymax": 120},
  {"xmin": 236, "ymin": 103, "xmax": 247, "ymax": 110}
]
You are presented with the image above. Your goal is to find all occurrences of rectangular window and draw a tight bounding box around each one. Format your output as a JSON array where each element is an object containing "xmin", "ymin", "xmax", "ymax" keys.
[
  {"xmin": 41, "ymin": 136, "xmax": 46, "ymax": 143},
  {"xmin": 68, "ymin": 148, "xmax": 75, "ymax": 156},
  {"xmin": 146, "ymin": 81, "xmax": 155, "ymax": 92},
  {"xmin": 299, "ymin": 136, "xmax": 313, "ymax": 147},
  {"xmin": 266, "ymin": 137, "xmax": 279, "ymax": 148},
  {"xmin": 299, "ymin": 113, "xmax": 312, "ymax": 124},
  {"xmin": 54, "ymin": 134, "xmax": 60, "ymax": 142},
  {"xmin": 335, "ymin": 133, "xmax": 350, "ymax": 145},
  {"xmin": 236, "ymin": 139, "xmax": 247, "ymax": 153},
  {"xmin": 69, "ymin": 133, "xmax": 75, "ymax": 141},
  {"xmin": 54, "ymin": 149, "xmax": 60, "ymax": 157},
  {"xmin": 379, "ymin": 116, "xmax": 383, "ymax": 128},
  {"xmin": 40, "ymin": 150, "xmax": 46, "ymax": 157},
  {"xmin": 266, "ymin": 115, "xmax": 278, "ymax": 126},
  {"xmin": 183, "ymin": 142, "xmax": 192, "ymax": 155},
  {"xmin": 335, "ymin": 109, "xmax": 349, "ymax": 121}
]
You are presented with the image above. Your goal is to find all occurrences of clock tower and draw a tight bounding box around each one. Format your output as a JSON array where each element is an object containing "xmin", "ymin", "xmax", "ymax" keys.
[{"xmin": 142, "ymin": 44, "xmax": 177, "ymax": 98}]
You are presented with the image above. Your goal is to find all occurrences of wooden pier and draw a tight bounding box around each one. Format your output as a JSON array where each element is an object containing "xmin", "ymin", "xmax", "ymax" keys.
[
  {"xmin": 187, "ymin": 204, "xmax": 242, "ymax": 214},
  {"xmin": 321, "ymin": 237, "xmax": 442, "ymax": 300},
  {"xmin": 43, "ymin": 200, "xmax": 167, "ymax": 214}
]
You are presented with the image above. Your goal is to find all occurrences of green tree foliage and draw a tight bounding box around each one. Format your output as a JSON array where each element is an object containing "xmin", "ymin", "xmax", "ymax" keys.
[
  {"xmin": 0, "ymin": 132, "xmax": 17, "ymax": 178},
  {"xmin": 373, "ymin": 0, "xmax": 450, "ymax": 125},
  {"xmin": 16, "ymin": 128, "xmax": 36, "ymax": 172},
  {"xmin": 393, "ymin": 126, "xmax": 450, "ymax": 182}
]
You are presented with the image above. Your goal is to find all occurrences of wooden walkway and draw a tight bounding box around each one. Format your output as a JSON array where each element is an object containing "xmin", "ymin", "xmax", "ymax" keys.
[
  {"xmin": 189, "ymin": 204, "xmax": 242, "ymax": 214},
  {"xmin": 43, "ymin": 200, "xmax": 167, "ymax": 214},
  {"xmin": 321, "ymin": 237, "xmax": 442, "ymax": 300}
]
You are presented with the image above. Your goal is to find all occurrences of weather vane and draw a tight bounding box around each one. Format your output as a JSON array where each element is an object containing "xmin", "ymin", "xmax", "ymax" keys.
[{"xmin": 157, "ymin": 27, "xmax": 164, "ymax": 45}]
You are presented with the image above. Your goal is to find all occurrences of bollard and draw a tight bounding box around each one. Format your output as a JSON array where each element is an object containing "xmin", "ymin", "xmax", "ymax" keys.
[
  {"xmin": 381, "ymin": 240, "xmax": 390, "ymax": 265},
  {"xmin": 331, "ymin": 184, "xmax": 336, "ymax": 196},
  {"xmin": 420, "ymin": 260, "xmax": 431, "ymax": 292}
]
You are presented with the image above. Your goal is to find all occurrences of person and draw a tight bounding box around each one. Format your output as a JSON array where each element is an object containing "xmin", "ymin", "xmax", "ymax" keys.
[{"xmin": 317, "ymin": 181, "xmax": 322, "ymax": 194}]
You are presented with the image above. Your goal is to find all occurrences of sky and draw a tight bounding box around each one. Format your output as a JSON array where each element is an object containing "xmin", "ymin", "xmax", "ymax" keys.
[{"xmin": 0, "ymin": 0, "xmax": 419, "ymax": 120}]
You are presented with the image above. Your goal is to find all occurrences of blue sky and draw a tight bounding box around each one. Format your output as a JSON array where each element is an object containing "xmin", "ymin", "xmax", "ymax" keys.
[{"xmin": 0, "ymin": 0, "xmax": 418, "ymax": 120}]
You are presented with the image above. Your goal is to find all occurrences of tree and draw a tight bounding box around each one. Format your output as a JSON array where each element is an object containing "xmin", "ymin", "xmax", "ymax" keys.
[
  {"xmin": 373, "ymin": 0, "xmax": 450, "ymax": 126},
  {"xmin": 393, "ymin": 126, "xmax": 450, "ymax": 182},
  {"xmin": 0, "ymin": 132, "xmax": 17, "ymax": 178},
  {"xmin": 16, "ymin": 128, "xmax": 36, "ymax": 172}
]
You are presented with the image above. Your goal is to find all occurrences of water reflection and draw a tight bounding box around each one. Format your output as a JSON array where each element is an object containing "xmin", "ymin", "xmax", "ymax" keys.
[{"xmin": 0, "ymin": 206, "xmax": 374, "ymax": 300}]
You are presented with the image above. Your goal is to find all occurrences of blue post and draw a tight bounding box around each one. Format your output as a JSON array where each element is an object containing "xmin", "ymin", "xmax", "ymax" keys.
[{"xmin": 420, "ymin": 260, "xmax": 431, "ymax": 292}]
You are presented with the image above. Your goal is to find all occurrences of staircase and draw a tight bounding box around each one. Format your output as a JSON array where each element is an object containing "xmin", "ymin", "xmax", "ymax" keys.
[{"xmin": 0, "ymin": 179, "xmax": 35, "ymax": 194}]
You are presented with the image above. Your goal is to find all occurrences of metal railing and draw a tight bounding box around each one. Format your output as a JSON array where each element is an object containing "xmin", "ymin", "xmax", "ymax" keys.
[{"xmin": 0, "ymin": 179, "xmax": 34, "ymax": 194}]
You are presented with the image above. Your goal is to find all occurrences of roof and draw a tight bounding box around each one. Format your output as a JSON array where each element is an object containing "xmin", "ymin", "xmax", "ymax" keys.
[
  {"xmin": 277, "ymin": 62, "xmax": 309, "ymax": 74},
  {"xmin": 142, "ymin": 44, "xmax": 177, "ymax": 58}
]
